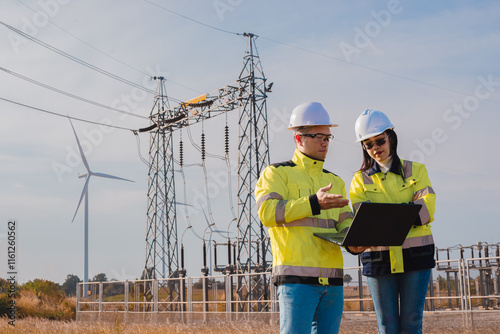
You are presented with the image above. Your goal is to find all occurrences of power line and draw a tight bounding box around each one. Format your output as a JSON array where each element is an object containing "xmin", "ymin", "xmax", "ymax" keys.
[
  {"xmin": 258, "ymin": 36, "xmax": 500, "ymax": 104},
  {"xmin": 0, "ymin": 96, "xmax": 135, "ymax": 131},
  {"xmin": 142, "ymin": 0, "xmax": 241, "ymax": 36},
  {"xmin": 142, "ymin": 4, "xmax": 499, "ymax": 104},
  {"xmin": 14, "ymin": 0, "xmax": 150, "ymax": 78},
  {"xmin": 0, "ymin": 67, "xmax": 148, "ymax": 120},
  {"xmin": 0, "ymin": 20, "xmax": 191, "ymax": 106},
  {"xmin": 0, "ymin": 20, "xmax": 156, "ymax": 95},
  {"xmin": 13, "ymin": 0, "xmax": 203, "ymax": 96}
]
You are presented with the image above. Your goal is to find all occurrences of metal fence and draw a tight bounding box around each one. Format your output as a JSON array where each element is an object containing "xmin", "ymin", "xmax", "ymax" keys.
[
  {"xmin": 464, "ymin": 256, "xmax": 500, "ymax": 310},
  {"xmin": 77, "ymin": 272, "xmax": 279, "ymax": 323},
  {"xmin": 76, "ymin": 257, "xmax": 500, "ymax": 324}
]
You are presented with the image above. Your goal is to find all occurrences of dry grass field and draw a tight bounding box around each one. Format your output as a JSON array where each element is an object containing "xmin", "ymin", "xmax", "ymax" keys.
[
  {"xmin": 3, "ymin": 287, "xmax": 500, "ymax": 333},
  {"xmin": 1, "ymin": 313, "xmax": 500, "ymax": 334}
]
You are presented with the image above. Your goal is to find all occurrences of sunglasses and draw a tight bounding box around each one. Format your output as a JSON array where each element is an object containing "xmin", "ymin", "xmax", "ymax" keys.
[
  {"xmin": 298, "ymin": 133, "xmax": 334, "ymax": 142},
  {"xmin": 363, "ymin": 135, "xmax": 389, "ymax": 150}
]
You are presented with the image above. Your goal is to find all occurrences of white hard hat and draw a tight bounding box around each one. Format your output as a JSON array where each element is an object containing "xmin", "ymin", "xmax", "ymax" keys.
[
  {"xmin": 354, "ymin": 109, "xmax": 394, "ymax": 143},
  {"xmin": 287, "ymin": 102, "xmax": 338, "ymax": 130}
]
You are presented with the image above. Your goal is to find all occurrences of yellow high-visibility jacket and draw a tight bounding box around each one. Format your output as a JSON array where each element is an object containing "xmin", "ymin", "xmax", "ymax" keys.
[
  {"xmin": 255, "ymin": 149, "xmax": 353, "ymax": 286},
  {"xmin": 350, "ymin": 159, "xmax": 436, "ymax": 275}
]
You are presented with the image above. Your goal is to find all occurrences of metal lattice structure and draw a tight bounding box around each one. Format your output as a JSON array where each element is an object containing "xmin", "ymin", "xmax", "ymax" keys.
[
  {"xmin": 142, "ymin": 34, "xmax": 272, "ymax": 303},
  {"xmin": 235, "ymin": 33, "xmax": 272, "ymax": 308},
  {"xmin": 144, "ymin": 77, "xmax": 178, "ymax": 280}
]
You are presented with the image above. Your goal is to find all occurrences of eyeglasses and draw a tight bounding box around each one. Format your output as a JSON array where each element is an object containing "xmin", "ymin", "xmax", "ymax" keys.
[
  {"xmin": 363, "ymin": 135, "xmax": 389, "ymax": 149},
  {"xmin": 298, "ymin": 133, "xmax": 334, "ymax": 142}
]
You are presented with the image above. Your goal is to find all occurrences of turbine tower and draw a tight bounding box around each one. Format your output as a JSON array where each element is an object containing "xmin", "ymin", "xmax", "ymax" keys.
[{"xmin": 69, "ymin": 119, "xmax": 134, "ymax": 288}]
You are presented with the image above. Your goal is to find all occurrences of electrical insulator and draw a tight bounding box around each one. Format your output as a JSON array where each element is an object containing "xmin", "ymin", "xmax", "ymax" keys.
[
  {"xmin": 179, "ymin": 140, "xmax": 184, "ymax": 167},
  {"xmin": 181, "ymin": 244, "xmax": 185, "ymax": 269},
  {"xmin": 225, "ymin": 125, "xmax": 229, "ymax": 155},
  {"xmin": 203, "ymin": 241, "xmax": 207, "ymax": 268},
  {"xmin": 201, "ymin": 132, "xmax": 206, "ymax": 161}
]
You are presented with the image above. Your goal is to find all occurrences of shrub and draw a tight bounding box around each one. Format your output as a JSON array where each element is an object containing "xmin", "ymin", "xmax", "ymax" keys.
[
  {"xmin": 21, "ymin": 279, "xmax": 64, "ymax": 303},
  {"xmin": 16, "ymin": 290, "xmax": 76, "ymax": 321},
  {"xmin": 0, "ymin": 279, "xmax": 77, "ymax": 321}
]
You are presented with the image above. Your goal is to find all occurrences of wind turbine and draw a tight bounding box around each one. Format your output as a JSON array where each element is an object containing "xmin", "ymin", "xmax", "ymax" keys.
[{"xmin": 69, "ymin": 118, "xmax": 134, "ymax": 292}]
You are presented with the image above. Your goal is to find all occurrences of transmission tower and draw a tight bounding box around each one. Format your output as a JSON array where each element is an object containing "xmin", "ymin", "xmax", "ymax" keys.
[
  {"xmin": 144, "ymin": 77, "xmax": 179, "ymax": 280},
  {"xmin": 235, "ymin": 33, "xmax": 272, "ymax": 309},
  {"xmin": 236, "ymin": 33, "xmax": 271, "ymax": 272},
  {"xmin": 141, "ymin": 35, "xmax": 272, "ymax": 302}
]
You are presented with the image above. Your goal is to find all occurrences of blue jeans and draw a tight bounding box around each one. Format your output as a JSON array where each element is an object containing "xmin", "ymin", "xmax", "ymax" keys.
[
  {"xmin": 277, "ymin": 283, "xmax": 343, "ymax": 334},
  {"xmin": 366, "ymin": 269, "xmax": 431, "ymax": 334}
]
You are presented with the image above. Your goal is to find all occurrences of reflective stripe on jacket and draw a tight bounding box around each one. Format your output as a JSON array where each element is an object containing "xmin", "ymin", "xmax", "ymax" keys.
[
  {"xmin": 255, "ymin": 150, "xmax": 353, "ymax": 285},
  {"xmin": 350, "ymin": 159, "xmax": 436, "ymax": 276}
]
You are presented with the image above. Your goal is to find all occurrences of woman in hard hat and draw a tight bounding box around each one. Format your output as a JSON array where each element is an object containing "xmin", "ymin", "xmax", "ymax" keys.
[{"xmin": 349, "ymin": 109, "xmax": 436, "ymax": 334}]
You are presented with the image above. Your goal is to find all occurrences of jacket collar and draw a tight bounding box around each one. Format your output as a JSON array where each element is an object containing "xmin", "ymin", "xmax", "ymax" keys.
[
  {"xmin": 292, "ymin": 149, "xmax": 325, "ymax": 172},
  {"xmin": 367, "ymin": 158, "xmax": 401, "ymax": 176}
]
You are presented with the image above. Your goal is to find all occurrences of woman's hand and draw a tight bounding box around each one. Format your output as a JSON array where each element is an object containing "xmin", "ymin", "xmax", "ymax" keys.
[
  {"xmin": 347, "ymin": 246, "xmax": 370, "ymax": 254},
  {"xmin": 412, "ymin": 190, "xmax": 423, "ymax": 202}
]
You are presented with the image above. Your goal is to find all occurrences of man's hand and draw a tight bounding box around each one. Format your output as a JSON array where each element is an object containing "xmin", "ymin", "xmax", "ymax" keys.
[{"xmin": 316, "ymin": 183, "xmax": 349, "ymax": 210}]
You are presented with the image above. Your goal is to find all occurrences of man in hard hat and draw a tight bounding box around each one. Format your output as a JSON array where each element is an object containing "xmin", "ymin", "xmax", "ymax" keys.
[{"xmin": 255, "ymin": 102, "xmax": 359, "ymax": 334}]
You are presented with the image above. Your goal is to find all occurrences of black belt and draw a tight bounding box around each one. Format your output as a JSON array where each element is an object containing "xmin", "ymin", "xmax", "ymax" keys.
[{"xmin": 273, "ymin": 275, "xmax": 343, "ymax": 286}]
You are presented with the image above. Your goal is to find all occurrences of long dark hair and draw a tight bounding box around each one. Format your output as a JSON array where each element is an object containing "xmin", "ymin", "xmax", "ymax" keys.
[{"xmin": 360, "ymin": 129, "xmax": 404, "ymax": 179}]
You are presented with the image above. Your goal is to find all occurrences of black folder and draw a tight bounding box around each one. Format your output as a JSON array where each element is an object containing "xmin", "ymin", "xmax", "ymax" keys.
[{"xmin": 314, "ymin": 202, "xmax": 422, "ymax": 247}]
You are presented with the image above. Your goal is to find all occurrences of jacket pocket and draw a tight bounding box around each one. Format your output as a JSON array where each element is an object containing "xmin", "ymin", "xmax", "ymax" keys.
[
  {"xmin": 399, "ymin": 178, "xmax": 418, "ymax": 195},
  {"xmin": 360, "ymin": 251, "xmax": 383, "ymax": 264},
  {"xmin": 288, "ymin": 184, "xmax": 299, "ymax": 199},
  {"xmin": 409, "ymin": 245, "xmax": 434, "ymax": 258},
  {"xmin": 363, "ymin": 184, "xmax": 381, "ymax": 194},
  {"xmin": 362, "ymin": 184, "xmax": 384, "ymax": 202}
]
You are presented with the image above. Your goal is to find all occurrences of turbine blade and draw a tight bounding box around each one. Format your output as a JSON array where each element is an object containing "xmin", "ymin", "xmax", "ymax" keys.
[
  {"xmin": 72, "ymin": 175, "xmax": 91, "ymax": 223},
  {"xmin": 212, "ymin": 230, "xmax": 232, "ymax": 234},
  {"xmin": 175, "ymin": 202, "xmax": 192, "ymax": 207},
  {"xmin": 200, "ymin": 207, "xmax": 212, "ymax": 227},
  {"xmin": 68, "ymin": 118, "xmax": 90, "ymax": 172},
  {"xmin": 92, "ymin": 172, "xmax": 134, "ymax": 182}
]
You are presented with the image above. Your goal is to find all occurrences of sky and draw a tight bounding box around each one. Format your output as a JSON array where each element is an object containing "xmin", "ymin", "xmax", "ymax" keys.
[{"xmin": 0, "ymin": 0, "xmax": 499, "ymax": 285}]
